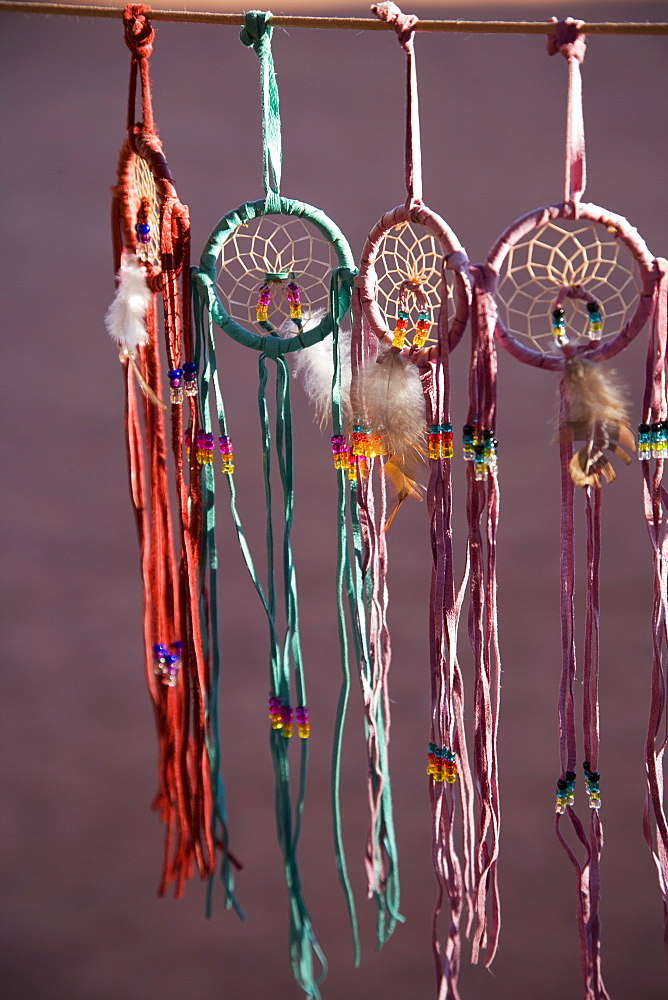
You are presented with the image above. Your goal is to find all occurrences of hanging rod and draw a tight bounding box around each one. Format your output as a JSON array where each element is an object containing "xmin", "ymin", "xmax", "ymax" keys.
[{"xmin": 1, "ymin": 2, "xmax": 667, "ymax": 35}]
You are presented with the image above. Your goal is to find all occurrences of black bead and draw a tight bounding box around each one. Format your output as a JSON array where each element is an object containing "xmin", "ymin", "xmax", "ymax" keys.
[
  {"xmin": 552, "ymin": 308, "xmax": 565, "ymax": 319},
  {"xmin": 586, "ymin": 301, "xmax": 600, "ymax": 313},
  {"xmin": 639, "ymin": 423, "xmax": 650, "ymax": 433},
  {"xmin": 557, "ymin": 779, "xmax": 568, "ymax": 790},
  {"xmin": 566, "ymin": 770, "xmax": 577, "ymax": 781}
]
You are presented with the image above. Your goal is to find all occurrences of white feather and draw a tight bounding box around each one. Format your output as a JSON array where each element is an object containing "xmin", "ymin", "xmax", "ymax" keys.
[
  {"xmin": 105, "ymin": 254, "xmax": 151, "ymax": 354},
  {"xmin": 356, "ymin": 349, "xmax": 426, "ymax": 462},
  {"xmin": 287, "ymin": 310, "xmax": 352, "ymax": 426}
]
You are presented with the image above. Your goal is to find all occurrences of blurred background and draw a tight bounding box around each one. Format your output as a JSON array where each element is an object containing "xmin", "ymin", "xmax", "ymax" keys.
[{"xmin": 1, "ymin": 2, "xmax": 667, "ymax": 998}]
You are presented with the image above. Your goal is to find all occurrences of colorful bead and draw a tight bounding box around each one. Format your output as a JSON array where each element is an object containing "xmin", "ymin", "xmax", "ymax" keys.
[
  {"xmin": 196, "ymin": 430, "xmax": 215, "ymax": 465},
  {"xmin": 168, "ymin": 368, "xmax": 183, "ymax": 405},
  {"xmin": 583, "ymin": 761, "xmax": 601, "ymax": 810},
  {"xmin": 555, "ymin": 770, "xmax": 576, "ymax": 814},
  {"xmin": 331, "ymin": 434, "xmax": 349, "ymax": 470},
  {"xmin": 651, "ymin": 421, "xmax": 668, "ymax": 459},
  {"xmin": 462, "ymin": 424, "xmax": 477, "ymax": 461},
  {"xmin": 587, "ymin": 301, "xmax": 603, "ymax": 341},
  {"xmin": 287, "ymin": 281, "xmax": 302, "ymax": 323},
  {"xmin": 185, "ymin": 427, "xmax": 192, "ymax": 459},
  {"xmin": 638, "ymin": 423, "xmax": 651, "ymax": 460},
  {"xmin": 256, "ymin": 283, "xmax": 271, "ymax": 323},
  {"xmin": 427, "ymin": 743, "xmax": 458, "ymax": 783},
  {"xmin": 428, "ymin": 423, "xmax": 454, "ymax": 460},
  {"xmin": 153, "ymin": 641, "xmax": 182, "ymax": 687},
  {"xmin": 413, "ymin": 311, "xmax": 431, "ymax": 349},
  {"xmin": 296, "ymin": 705, "xmax": 310, "ymax": 739},
  {"xmin": 552, "ymin": 307, "xmax": 569, "ymax": 347},
  {"xmin": 268, "ymin": 695, "xmax": 283, "ymax": 729},
  {"xmin": 135, "ymin": 221, "xmax": 151, "ymax": 245},
  {"xmin": 280, "ymin": 704, "xmax": 293, "ymax": 739},
  {"xmin": 182, "ymin": 361, "xmax": 198, "ymax": 398},
  {"xmin": 219, "ymin": 435, "xmax": 234, "ymax": 474}
]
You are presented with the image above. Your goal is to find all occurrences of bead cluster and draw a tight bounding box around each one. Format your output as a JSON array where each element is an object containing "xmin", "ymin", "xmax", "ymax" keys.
[
  {"xmin": 286, "ymin": 281, "xmax": 302, "ymax": 323},
  {"xmin": 428, "ymin": 423, "xmax": 454, "ymax": 460},
  {"xmin": 196, "ymin": 430, "xmax": 215, "ymax": 465},
  {"xmin": 331, "ymin": 434, "xmax": 349, "ymax": 470},
  {"xmin": 427, "ymin": 744, "xmax": 458, "ymax": 783},
  {"xmin": 256, "ymin": 283, "xmax": 271, "ymax": 323},
  {"xmin": 392, "ymin": 309, "xmax": 409, "ymax": 349},
  {"xmin": 638, "ymin": 421, "xmax": 668, "ymax": 460},
  {"xmin": 153, "ymin": 641, "xmax": 182, "ymax": 687},
  {"xmin": 268, "ymin": 696, "xmax": 310, "ymax": 739},
  {"xmin": 135, "ymin": 221, "xmax": 151, "ymax": 246},
  {"xmin": 219, "ymin": 435, "xmax": 234, "ymax": 474},
  {"xmin": 391, "ymin": 308, "xmax": 431, "ymax": 350},
  {"xmin": 587, "ymin": 301, "xmax": 603, "ymax": 341},
  {"xmin": 463, "ymin": 424, "xmax": 498, "ymax": 480},
  {"xmin": 168, "ymin": 363, "xmax": 197, "ymax": 404},
  {"xmin": 552, "ymin": 307, "xmax": 568, "ymax": 347},
  {"xmin": 352, "ymin": 424, "xmax": 386, "ymax": 460},
  {"xmin": 583, "ymin": 761, "xmax": 601, "ymax": 810},
  {"xmin": 555, "ymin": 770, "xmax": 577, "ymax": 814},
  {"xmin": 256, "ymin": 280, "xmax": 302, "ymax": 325}
]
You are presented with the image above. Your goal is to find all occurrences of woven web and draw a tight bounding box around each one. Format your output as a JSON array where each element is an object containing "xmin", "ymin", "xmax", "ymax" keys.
[
  {"xmin": 372, "ymin": 222, "xmax": 453, "ymax": 344},
  {"xmin": 216, "ymin": 216, "xmax": 337, "ymax": 334},
  {"xmin": 496, "ymin": 220, "xmax": 640, "ymax": 353},
  {"xmin": 132, "ymin": 155, "xmax": 161, "ymax": 268}
]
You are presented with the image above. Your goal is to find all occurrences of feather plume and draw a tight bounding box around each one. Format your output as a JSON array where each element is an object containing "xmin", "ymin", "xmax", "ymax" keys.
[
  {"xmin": 559, "ymin": 357, "xmax": 635, "ymax": 488},
  {"xmin": 289, "ymin": 310, "xmax": 352, "ymax": 427},
  {"xmin": 356, "ymin": 349, "xmax": 427, "ymax": 526},
  {"xmin": 105, "ymin": 254, "xmax": 151, "ymax": 354}
]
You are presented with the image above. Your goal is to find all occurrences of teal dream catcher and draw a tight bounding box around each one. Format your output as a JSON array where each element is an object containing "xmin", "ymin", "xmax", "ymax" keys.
[{"xmin": 191, "ymin": 12, "xmax": 355, "ymax": 999}]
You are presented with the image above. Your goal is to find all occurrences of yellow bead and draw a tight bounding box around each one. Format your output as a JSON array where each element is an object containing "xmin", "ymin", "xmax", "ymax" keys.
[
  {"xmin": 444, "ymin": 773, "xmax": 457, "ymax": 784},
  {"xmin": 282, "ymin": 725, "xmax": 293, "ymax": 738}
]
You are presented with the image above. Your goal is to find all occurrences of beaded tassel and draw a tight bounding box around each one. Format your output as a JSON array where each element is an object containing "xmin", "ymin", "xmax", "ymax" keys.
[
  {"xmin": 428, "ymin": 423, "xmax": 454, "ymax": 460},
  {"xmin": 638, "ymin": 423, "xmax": 651, "ymax": 460},
  {"xmin": 392, "ymin": 309, "xmax": 409, "ymax": 349},
  {"xmin": 296, "ymin": 706, "xmax": 310, "ymax": 739},
  {"xmin": 652, "ymin": 420, "xmax": 668, "ymax": 459},
  {"xmin": 196, "ymin": 429, "xmax": 214, "ymax": 465},
  {"xmin": 352, "ymin": 424, "xmax": 370, "ymax": 459},
  {"xmin": 413, "ymin": 310, "xmax": 430, "ymax": 349},
  {"xmin": 587, "ymin": 300, "xmax": 603, "ymax": 341},
  {"xmin": 331, "ymin": 434, "xmax": 349, "ymax": 470},
  {"xmin": 184, "ymin": 427, "xmax": 191, "ymax": 459},
  {"xmin": 182, "ymin": 361, "xmax": 198, "ymax": 397},
  {"xmin": 552, "ymin": 306, "xmax": 569, "ymax": 346},
  {"xmin": 153, "ymin": 641, "xmax": 182, "ymax": 687},
  {"xmin": 168, "ymin": 367, "xmax": 183, "ymax": 404},
  {"xmin": 286, "ymin": 281, "xmax": 302, "ymax": 323},
  {"xmin": 583, "ymin": 761, "xmax": 601, "ymax": 810},
  {"xmin": 555, "ymin": 771, "xmax": 576, "ymax": 814},
  {"xmin": 280, "ymin": 705, "xmax": 293, "ymax": 739},
  {"xmin": 256, "ymin": 283, "xmax": 271, "ymax": 323},
  {"xmin": 463, "ymin": 424, "xmax": 498, "ymax": 479},
  {"xmin": 269, "ymin": 695, "xmax": 283, "ymax": 730},
  {"xmin": 427, "ymin": 744, "xmax": 458, "ymax": 783},
  {"xmin": 219, "ymin": 435, "xmax": 234, "ymax": 474},
  {"xmin": 462, "ymin": 423, "xmax": 477, "ymax": 461}
]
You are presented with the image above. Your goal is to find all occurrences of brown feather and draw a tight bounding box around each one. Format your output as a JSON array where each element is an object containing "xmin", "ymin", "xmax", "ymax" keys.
[
  {"xmin": 383, "ymin": 454, "xmax": 424, "ymax": 530},
  {"xmin": 561, "ymin": 358, "xmax": 634, "ymax": 488}
]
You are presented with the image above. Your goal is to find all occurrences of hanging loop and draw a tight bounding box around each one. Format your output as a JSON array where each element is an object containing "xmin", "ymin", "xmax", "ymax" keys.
[
  {"xmin": 123, "ymin": 3, "xmax": 155, "ymax": 136},
  {"xmin": 372, "ymin": 2, "xmax": 423, "ymax": 209},
  {"xmin": 547, "ymin": 17, "xmax": 587, "ymax": 211},
  {"xmin": 240, "ymin": 10, "xmax": 282, "ymax": 213}
]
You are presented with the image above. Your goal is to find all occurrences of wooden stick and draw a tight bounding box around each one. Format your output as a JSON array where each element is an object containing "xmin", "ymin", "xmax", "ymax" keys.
[{"xmin": 1, "ymin": 2, "xmax": 667, "ymax": 35}]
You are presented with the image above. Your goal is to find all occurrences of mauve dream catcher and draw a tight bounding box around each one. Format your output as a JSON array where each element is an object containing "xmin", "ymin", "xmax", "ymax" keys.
[
  {"xmin": 474, "ymin": 18, "xmax": 668, "ymax": 1000},
  {"xmin": 101, "ymin": 8, "xmax": 668, "ymax": 1000}
]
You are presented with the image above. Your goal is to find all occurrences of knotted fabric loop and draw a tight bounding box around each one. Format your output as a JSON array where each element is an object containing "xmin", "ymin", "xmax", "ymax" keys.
[
  {"xmin": 547, "ymin": 17, "xmax": 587, "ymax": 208},
  {"xmin": 239, "ymin": 9, "xmax": 273, "ymax": 52},
  {"xmin": 240, "ymin": 11, "xmax": 281, "ymax": 210},
  {"xmin": 372, "ymin": 3, "xmax": 423, "ymax": 207},
  {"xmin": 123, "ymin": 4, "xmax": 154, "ymax": 59},
  {"xmin": 123, "ymin": 4, "xmax": 155, "ymax": 136},
  {"xmin": 371, "ymin": 1, "xmax": 418, "ymax": 50}
]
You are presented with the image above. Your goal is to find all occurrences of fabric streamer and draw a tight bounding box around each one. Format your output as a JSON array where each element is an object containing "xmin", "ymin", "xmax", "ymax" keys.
[
  {"xmin": 107, "ymin": 4, "xmax": 238, "ymax": 903},
  {"xmin": 190, "ymin": 11, "xmax": 356, "ymax": 996},
  {"xmin": 480, "ymin": 19, "xmax": 663, "ymax": 998}
]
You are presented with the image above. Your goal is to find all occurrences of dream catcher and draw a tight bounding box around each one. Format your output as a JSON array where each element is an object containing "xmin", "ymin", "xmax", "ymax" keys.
[
  {"xmin": 479, "ymin": 19, "xmax": 668, "ymax": 996},
  {"xmin": 345, "ymin": 5, "xmax": 500, "ymax": 996},
  {"xmin": 106, "ymin": 6, "xmax": 234, "ymax": 902},
  {"xmin": 191, "ymin": 12, "xmax": 355, "ymax": 998}
]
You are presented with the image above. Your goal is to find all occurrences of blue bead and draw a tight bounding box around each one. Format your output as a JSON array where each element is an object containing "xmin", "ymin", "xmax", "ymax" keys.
[
  {"xmin": 136, "ymin": 223, "xmax": 150, "ymax": 234},
  {"xmin": 168, "ymin": 369, "xmax": 182, "ymax": 379},
  {"xmin": 183, "ymin": 362, "xmax": 197, "ymax": 374}
]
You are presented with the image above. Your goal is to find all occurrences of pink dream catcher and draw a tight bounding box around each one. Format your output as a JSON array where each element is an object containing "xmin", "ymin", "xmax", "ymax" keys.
[
  {"xmin": 477, "ymin": 18, "xmax": 668, "ymax": 999},
  {"xmin": 343, "ymin": 4, "xmax": 500, "ymax": 996}
]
